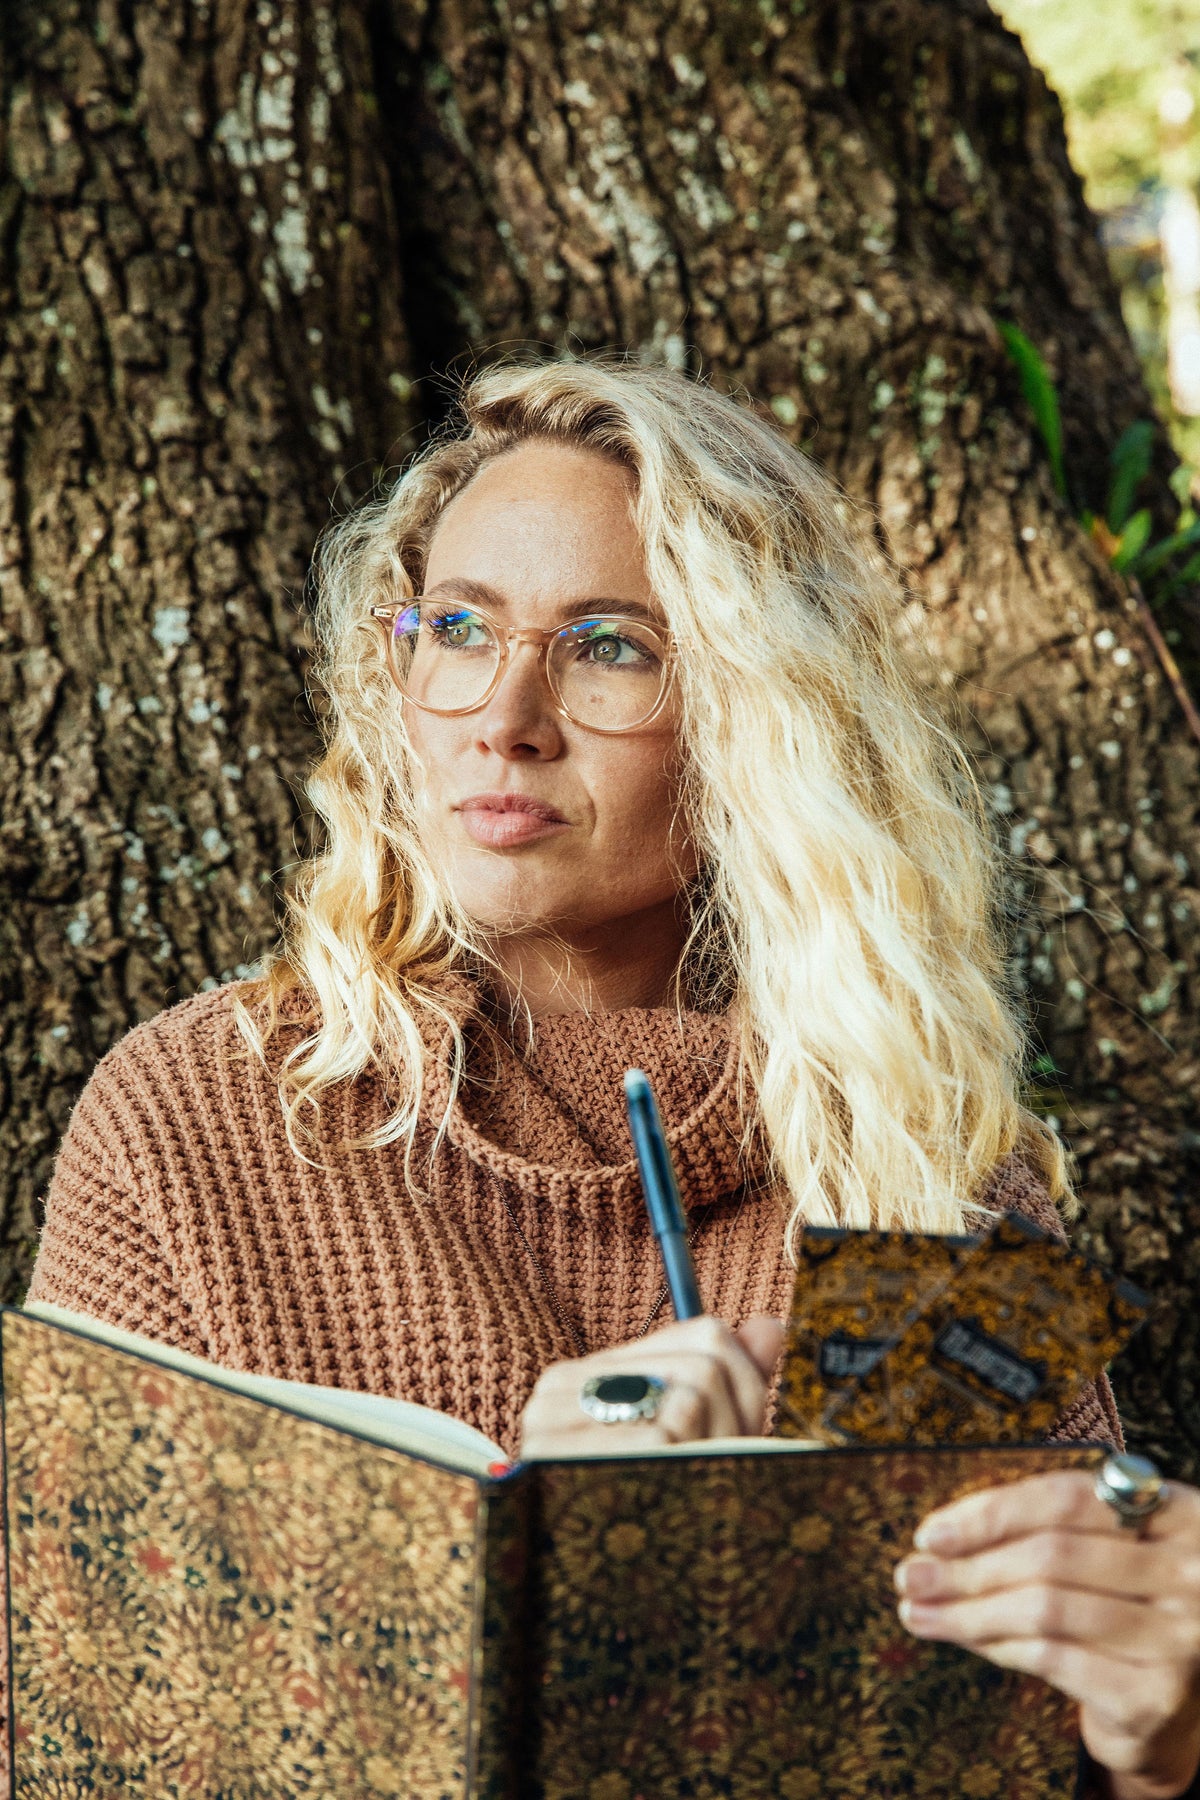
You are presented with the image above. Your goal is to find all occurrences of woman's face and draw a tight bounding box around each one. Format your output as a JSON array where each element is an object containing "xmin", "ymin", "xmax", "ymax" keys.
[{"xmin": 403, "ymin": 440, "xmax": 697, "ymax": 946}]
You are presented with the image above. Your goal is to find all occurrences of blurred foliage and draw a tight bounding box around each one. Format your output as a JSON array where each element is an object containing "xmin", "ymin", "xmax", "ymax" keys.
[
  {"xmin": 995, "ymin": 0, "xmax": 1200, "ymax": 210},
  {"xmin": 994, "ymin": 0, "xmax": 1200, "ymax": 474}
]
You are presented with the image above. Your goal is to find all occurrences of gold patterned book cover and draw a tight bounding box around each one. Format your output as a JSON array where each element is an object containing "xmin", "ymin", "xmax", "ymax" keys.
[{"xmin": 2, "ymin": 1306, "xmax": 1103, "ymax": 1798}]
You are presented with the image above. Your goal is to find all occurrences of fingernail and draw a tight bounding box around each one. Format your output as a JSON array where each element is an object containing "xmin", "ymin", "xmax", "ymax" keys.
[
  {"xmin": 898, "ymin": 1598, "xmax": 937, "ymax": 1634},
  {"xmin": 914, "ymin": 1517, "xmax": 956, "ymax": 1554},
  {"xmin": 895, "ymin": 1556, "xmax": 941, "ymax": 1599}
]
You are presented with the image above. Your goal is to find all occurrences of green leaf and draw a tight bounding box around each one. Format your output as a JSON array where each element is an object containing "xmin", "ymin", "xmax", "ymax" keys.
[
  {"xmin": 1111, "ymin": 507, "xmax": 1152, "ymax": 570},
  {"xmin": 1155, "ymin": 547, "xmax": 1200, "ymax": 606},
  {"xmin": 1128, "ymin": 518, "xmax": 1200, "ymax": 579},
  {"xmin": 1105, "ymin": 420, "xmax": 1155, "ymax": 531},
  {"xmin": 997, "ymin": 321, "xmax": 1067, "ymax": 499},
  {"xmin": 1168, "ymin": 463, "xmax": 1195, "ymax": 520}
]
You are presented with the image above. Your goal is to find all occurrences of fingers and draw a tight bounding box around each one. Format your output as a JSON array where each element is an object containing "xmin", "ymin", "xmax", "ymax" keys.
[
  {"xmin": 953, "ymin": 1634, "xmax": 1190, "ymax": 1735},
  {"xmin": 898, "ymin": 1580, "xmax": 1200, "ymax": 1665},
  {"xmin": 606, "ymin": 1314, "xmax": 770, "ymax": 1436},
  {"xmin": 662, "ymin": 1314, "xmax": 785, "ymax": 1425},
  {"xmin": 934, "ymin": 1631, "xmax": 1200, "ymax": 1793},
  {"xmin": 897, "ymin": 1529, "xmax": 1184, "ymax": 1608},
  {"xmin": 915, "ymin": 1470, "xmax": 1198, "ymax": 1557},
  {"xmin": 518, "ymin": 1315, "xmax": 773, "ymax": 1458},
  {"xmin": 656, "ymin": 1378, "xmax": 722, "ymax": 1444},
  {"xmin": 735, "ymin": 1313, "xmax": 786, "ymax": 1381},
  {"xmin": 899, "ymin": 1474, "xmax": 1200, "ymax": 1792},
  {"xmin": 518, "ymin": 1360, "xmax": 721, "ymax": 1458}
]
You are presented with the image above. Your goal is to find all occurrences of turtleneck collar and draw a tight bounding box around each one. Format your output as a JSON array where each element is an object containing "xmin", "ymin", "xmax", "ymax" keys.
[{"xmin": 418, "ymin": 970, "xmax": 761, "ymax": 1217}]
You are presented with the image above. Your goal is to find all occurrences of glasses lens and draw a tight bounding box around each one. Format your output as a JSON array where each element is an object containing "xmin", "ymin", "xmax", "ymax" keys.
[
  {"xmin": 550, "ymin": 617, "xmax": 668, "ymax": 729},
  {"xmin": 389, "ymin": 602, "xmax": 500, "ymax": 711}
]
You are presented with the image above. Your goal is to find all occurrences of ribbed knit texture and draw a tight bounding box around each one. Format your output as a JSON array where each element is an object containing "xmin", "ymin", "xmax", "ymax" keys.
[
  {"xmin": 26, "ymin": 971, "xmax": 1122, "ymax": 1456},
  {"xmin": 0, "ymin": 974, "xmax": 1122, "ymax": 1794}
]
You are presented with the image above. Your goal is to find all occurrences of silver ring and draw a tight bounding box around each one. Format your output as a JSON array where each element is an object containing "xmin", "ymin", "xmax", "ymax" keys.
[
  {"xmin": 1094, "ymin": 1452, "xmax": 1166, "ymax": 1532},
  {"xmin": 579, "ymin": 1372, "xmax": 667, "ymax": 1425}
]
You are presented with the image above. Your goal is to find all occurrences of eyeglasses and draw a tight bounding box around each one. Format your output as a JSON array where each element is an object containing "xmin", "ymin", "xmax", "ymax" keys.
[{"xmin": 368, "ymin": 599, "xmax": 673, "ymax": 734}]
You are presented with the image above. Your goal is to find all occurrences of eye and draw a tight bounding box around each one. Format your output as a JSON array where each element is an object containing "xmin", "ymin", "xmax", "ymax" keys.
[
  {"xmin": 426, "ymin": 607, "xmax": 490, "ymax": 649},
  {"xmin": 565, "ymin": 621, "xmax": 658, "ymax": 668}
]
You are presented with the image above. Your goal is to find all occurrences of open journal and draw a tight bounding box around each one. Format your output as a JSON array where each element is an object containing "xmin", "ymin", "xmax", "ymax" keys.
[{"xmin": 3, "ymin": 1304, "xmax": 1102, "ymax": 1798}]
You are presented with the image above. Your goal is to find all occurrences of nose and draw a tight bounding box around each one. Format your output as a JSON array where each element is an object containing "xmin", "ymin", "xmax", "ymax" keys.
[{"xmin": 473, "ymin": 638, "xmax": 564, "ymax": 760}]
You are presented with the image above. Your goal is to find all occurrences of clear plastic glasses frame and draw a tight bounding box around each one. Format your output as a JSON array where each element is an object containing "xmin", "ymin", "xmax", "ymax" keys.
[{"xmin": 368, "ymin": 599, "xmax": 674, "ymax": 734}]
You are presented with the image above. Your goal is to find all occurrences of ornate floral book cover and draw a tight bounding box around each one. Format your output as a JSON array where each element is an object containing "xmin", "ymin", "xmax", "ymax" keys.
[{"xmin": 1, "ymin": 1309, "xmax": 1102, "ymax": 1798}]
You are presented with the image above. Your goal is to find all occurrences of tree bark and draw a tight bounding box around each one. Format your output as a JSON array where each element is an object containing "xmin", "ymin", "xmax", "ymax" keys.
[
  {"xmin": 3, "ymin": 0, "xmax": 1197, "ymax": 1472},
  {"xmin": 0, "ymin": 0, "xmax": 415, "ymax": 1286}
]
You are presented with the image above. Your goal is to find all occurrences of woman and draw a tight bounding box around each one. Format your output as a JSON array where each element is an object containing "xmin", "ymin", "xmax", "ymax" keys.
[{"xmin": 30, "ymin": 355, "xmax": 1200, "ymax": 1794}]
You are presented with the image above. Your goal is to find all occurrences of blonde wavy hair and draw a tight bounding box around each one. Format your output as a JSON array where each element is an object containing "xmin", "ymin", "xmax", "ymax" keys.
[{"xmin": 234, "ymin": 351, "xmax": 1071, "ymax": 1246}]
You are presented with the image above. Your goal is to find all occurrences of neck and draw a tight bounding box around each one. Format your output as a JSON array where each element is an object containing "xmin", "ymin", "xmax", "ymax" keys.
[{"xmin": 482, "ymin": 896, "xmax": 688, "ymax": 1018}]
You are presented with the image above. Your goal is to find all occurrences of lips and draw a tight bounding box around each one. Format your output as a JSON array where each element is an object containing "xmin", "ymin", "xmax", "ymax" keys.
[
  {"xmin": 459, "ymin": 792, "xmax": 566, "ymax": 823},
  {"xmin": 456, "ymin": 792, "xmax": 569, "ymax": 848}
]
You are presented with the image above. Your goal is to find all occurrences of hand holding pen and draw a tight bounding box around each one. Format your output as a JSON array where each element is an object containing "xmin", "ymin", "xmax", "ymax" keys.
[{"xmin": 514, "ymin": 1067, "xmax": 783, "ymax": 1458}]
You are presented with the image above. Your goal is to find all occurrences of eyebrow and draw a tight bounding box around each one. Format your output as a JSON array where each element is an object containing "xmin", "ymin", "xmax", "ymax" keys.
[{"xmin": 421, "ymin": 577, "xmax": 662, "ymax": 625}]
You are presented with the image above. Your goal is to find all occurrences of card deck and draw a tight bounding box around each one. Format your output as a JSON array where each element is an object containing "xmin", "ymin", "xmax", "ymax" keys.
[{"xmin": 777, "ymin": 1212, "xmax": 1150, "ymax": 1446}]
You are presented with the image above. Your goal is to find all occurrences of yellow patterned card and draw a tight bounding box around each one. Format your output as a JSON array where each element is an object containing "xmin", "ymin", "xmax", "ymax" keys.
[
  {"xmin": 777, "ymin": 1213, "xmax": 1150, "ymax": 1447},
  {"xmin": 776, "ymin": 1224, "xmax": 977, "ymax": 1440},
  {"xmin": 827, "ymin": 1214, "xmax": 1150, "ymax": 1445}
]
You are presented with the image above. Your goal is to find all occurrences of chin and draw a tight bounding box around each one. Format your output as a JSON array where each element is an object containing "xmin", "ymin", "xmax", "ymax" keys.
[{"xmin": 449, "ymin": 873, "xmax": 581, "ymax": 935}]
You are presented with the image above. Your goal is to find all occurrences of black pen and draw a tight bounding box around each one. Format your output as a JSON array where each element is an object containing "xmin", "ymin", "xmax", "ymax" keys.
[{"xmin": 624, "ymin": 1067, "xmax": 704, "ymax": 1321}]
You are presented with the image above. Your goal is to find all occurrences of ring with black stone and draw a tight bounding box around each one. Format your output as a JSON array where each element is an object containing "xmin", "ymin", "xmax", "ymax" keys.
[
  {"xmin": 579, "ymin": 1372, "xmax": 668, "ymax": 1425},
  {"xmin": 1094, "ymin": 1452, "xmax": 1166, "ymax": 1533}
]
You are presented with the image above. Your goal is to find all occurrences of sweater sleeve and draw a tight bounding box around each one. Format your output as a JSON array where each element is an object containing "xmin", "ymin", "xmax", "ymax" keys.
[
  {"xmin": 982, "ymin": 1151, "xmax": 1123, "ymax": 1452},
  {"xmin": 26, "ymin": 1052, "xmax": 206, "ymax": 1355}
]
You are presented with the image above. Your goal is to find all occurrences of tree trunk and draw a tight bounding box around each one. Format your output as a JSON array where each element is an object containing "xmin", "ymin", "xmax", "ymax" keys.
[
  {"xmin": 3, "ymin": 0, "xmax": 1197, "ymax": 1472},
  {"xmin": 0, "ymin": 0, "xmax": 416, "ymax": 1284}
]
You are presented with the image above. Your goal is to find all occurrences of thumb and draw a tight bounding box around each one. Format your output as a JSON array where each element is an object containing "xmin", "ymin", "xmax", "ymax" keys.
[{"xmin": 735, "ymin": 1313, "xmax": 786, "ymax": 1380}]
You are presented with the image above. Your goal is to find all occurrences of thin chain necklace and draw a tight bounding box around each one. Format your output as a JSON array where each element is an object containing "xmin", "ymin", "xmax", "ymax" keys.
[{"xmin": 494, "ymin": 1176, "xmax": 748, "ymax": 1358}]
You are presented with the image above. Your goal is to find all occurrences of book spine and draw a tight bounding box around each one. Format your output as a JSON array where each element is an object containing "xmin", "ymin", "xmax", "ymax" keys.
[{"xmin": 468, "ymin": 1473, "xmax": 533, "ymax": 1800}]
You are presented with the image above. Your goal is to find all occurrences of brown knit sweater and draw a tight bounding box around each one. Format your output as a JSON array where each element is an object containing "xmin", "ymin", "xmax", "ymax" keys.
[
  {"xmin": 0, "ymin": 974, "xmax": 1120, "ymax": 1795},
  {"xmin": 27, "ymin": 970, "xmax": 1121, "ymax": 1454}
]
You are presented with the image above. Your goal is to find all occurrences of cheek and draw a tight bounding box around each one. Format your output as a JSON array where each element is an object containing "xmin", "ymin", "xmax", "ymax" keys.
[
  {"xmin": 401, "ymin": 710, "xmax": 454, "ymax": 798},
  {"xmin": 595, "ymin": 736, "xmax": 691, "ymax": 862}
]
